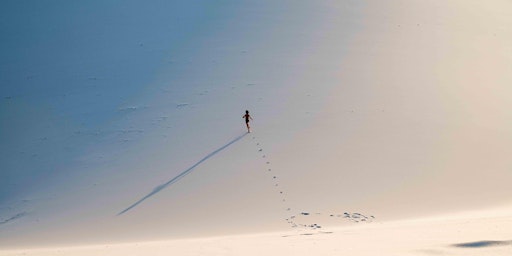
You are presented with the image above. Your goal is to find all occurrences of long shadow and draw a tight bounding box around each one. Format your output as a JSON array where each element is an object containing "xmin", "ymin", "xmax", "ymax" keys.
[{"xmin": 118, "ymin": 133, "xmax": 248, "ymax": 216}]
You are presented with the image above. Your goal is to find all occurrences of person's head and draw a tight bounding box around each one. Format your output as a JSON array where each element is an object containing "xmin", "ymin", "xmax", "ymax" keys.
[{"xmin": 245, "ymin": 110, "xmax": 249, "ymax": 114}]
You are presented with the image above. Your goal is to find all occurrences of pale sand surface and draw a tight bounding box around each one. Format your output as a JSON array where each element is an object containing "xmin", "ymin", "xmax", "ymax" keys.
[
  {"xmin": 1, "ymin": 208, "xmax": 511, "ymax": 256},
  {"xmin": 1, "ymin": 0, "xmax": 512, "ymax": 254}
]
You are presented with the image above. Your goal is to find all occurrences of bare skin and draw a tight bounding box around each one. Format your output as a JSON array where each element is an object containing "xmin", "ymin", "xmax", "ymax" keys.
[{"xmin": 243, "ymin": 111, "xmax": 253, "ymax": 133}]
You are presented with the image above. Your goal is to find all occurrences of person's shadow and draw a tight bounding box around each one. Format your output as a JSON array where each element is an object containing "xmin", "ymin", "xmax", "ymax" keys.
[{"xmin": 118, "ymin": 133, "xmax": 248, "ymax": 216}]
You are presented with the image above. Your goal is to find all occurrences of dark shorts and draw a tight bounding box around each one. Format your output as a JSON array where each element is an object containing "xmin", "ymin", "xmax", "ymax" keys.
[{"xmin": 245, "ymin": 119, "xmax": 249, "ymax": 123}]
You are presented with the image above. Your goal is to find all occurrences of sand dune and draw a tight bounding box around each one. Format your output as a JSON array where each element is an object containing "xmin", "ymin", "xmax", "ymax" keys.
[
  {"xmin": 1, "ymin": 0, "xmax": 511, "ymax": 254},
  {"xmin": 2, "ymin": 208, "xmax": 512, "ymax": 255}
]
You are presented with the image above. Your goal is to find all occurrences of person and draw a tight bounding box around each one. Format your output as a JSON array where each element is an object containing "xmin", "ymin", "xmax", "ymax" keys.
[{"xmin": 242, "ymin": 110, "xmax": 253, "ymax": 133}]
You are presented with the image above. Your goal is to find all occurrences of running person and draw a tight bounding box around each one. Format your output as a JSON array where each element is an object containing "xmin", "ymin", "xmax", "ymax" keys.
[{"xmin": 243, "ymin": 110, "xmax": 253, "ymax": 133}]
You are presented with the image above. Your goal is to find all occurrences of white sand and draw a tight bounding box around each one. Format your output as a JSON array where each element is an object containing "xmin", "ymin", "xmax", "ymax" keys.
[
  {"xmin": 1, "ymin": 0, "xmax": 511, "ymax": 254},
  {"xmin": 2, "ymin": 207, "xmax": 512, "ymax": 255}
]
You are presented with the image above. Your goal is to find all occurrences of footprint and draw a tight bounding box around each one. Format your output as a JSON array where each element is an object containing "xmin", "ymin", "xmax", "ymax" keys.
[{"xmin": 0, "ymin": 212, "xmax": 26, "ymax": 225}]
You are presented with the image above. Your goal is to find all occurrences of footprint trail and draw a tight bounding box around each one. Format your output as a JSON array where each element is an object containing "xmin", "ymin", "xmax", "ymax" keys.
[{"xmin": 249, "ymin": 134, "xmax": 376, "ymax": 233}]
